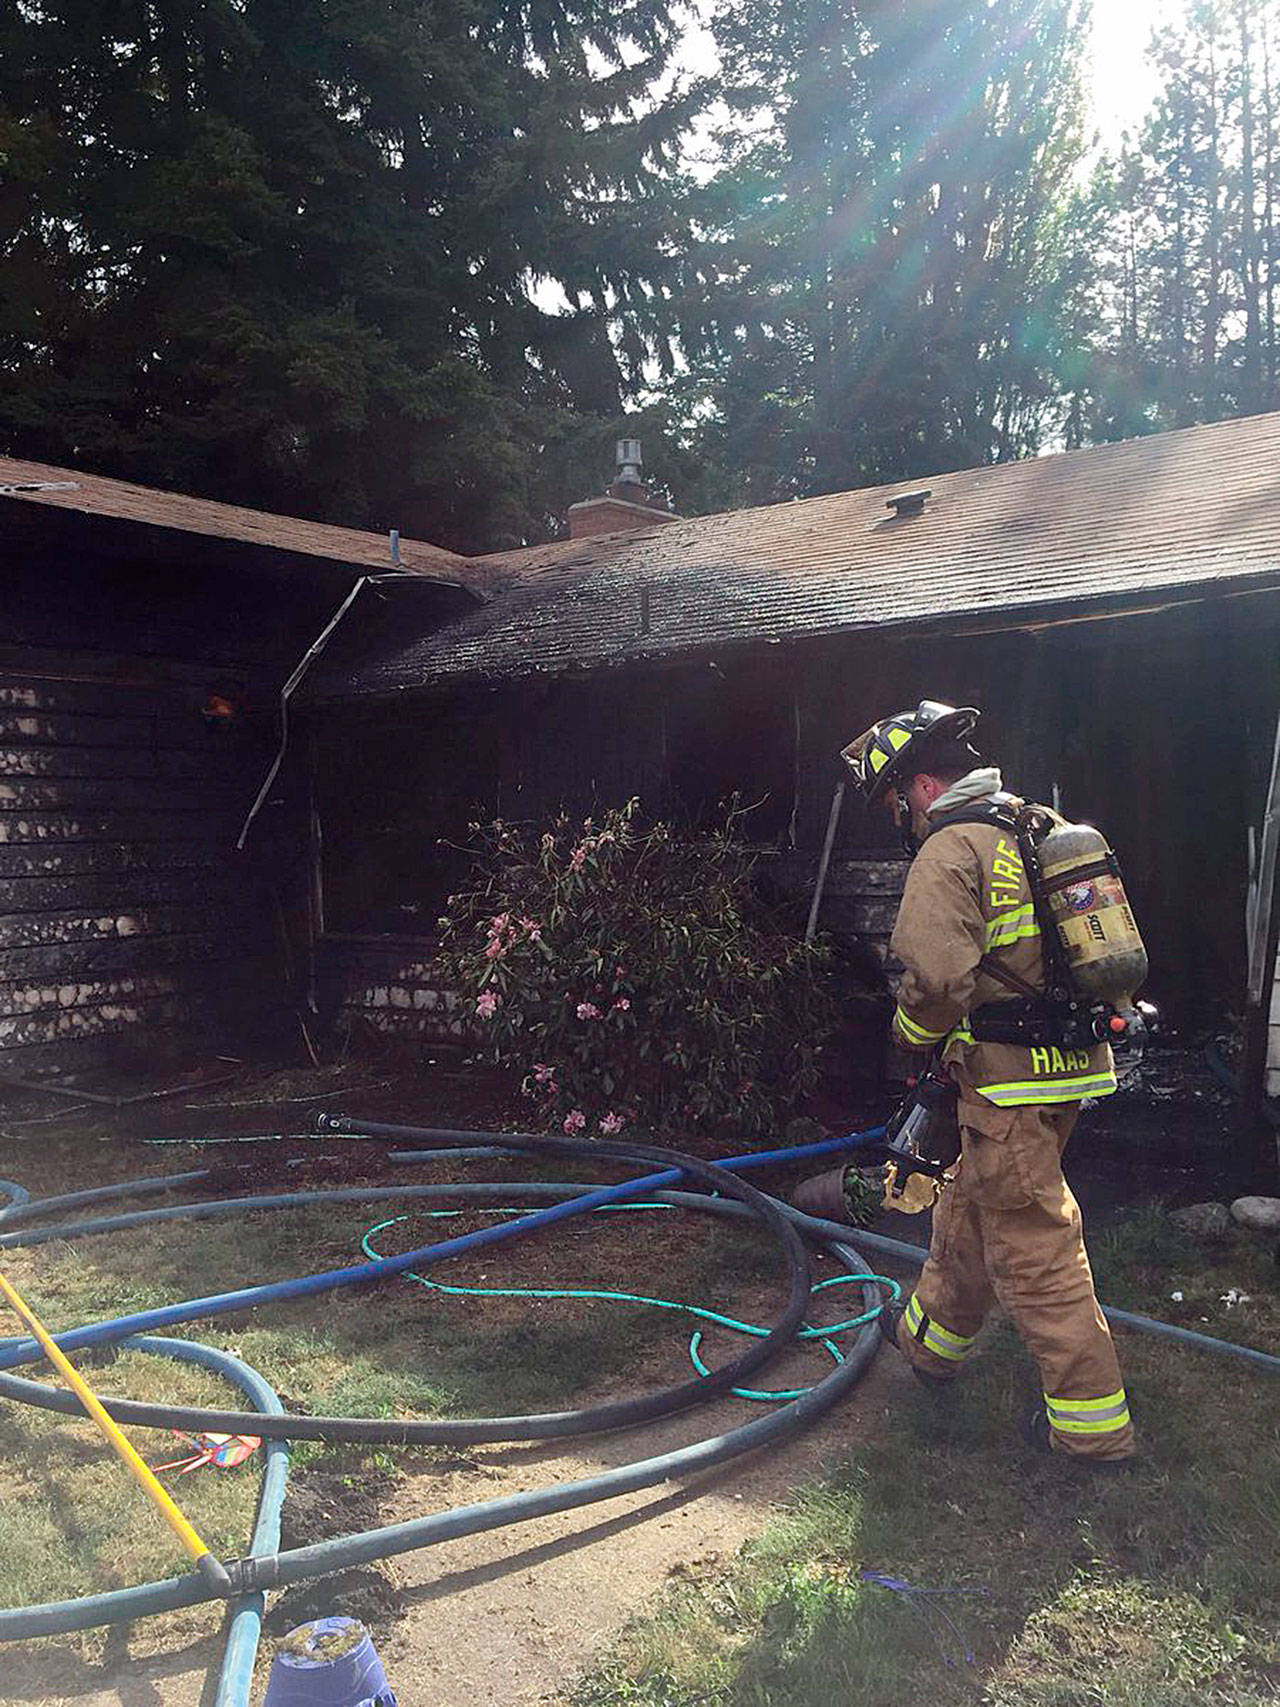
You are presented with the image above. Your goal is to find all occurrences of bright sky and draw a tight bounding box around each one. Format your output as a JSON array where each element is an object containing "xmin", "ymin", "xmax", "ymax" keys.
[
  {"xmin": 1090, "ymin": 0, "xmax": 1176, "ymax": 144},
  {"xmin": 677, "ymin": 1, "xmax": 1182, "ymax": 150}
]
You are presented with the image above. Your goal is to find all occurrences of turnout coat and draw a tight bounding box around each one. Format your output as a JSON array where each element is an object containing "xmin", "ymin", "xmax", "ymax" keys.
[{"xmin": 888, "ymin": 806, "xmax": 1117, "ymax": 1110}]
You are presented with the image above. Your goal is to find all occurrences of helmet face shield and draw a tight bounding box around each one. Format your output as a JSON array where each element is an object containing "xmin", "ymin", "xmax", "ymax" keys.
[{"xmin": 839, "ymin": 727, "xmax": 877, "ymax": 791}]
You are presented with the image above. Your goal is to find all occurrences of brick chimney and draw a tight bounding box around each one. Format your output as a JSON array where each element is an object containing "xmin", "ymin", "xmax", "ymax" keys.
[{"xmin": 567, "ymin": 439, "xmax": 679, "ymax": 541}]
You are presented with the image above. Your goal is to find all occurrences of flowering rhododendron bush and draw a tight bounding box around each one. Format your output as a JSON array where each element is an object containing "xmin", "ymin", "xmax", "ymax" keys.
[{"xmin": 433, "ymin": 801, "xmax": 836, "ymax": 1138}]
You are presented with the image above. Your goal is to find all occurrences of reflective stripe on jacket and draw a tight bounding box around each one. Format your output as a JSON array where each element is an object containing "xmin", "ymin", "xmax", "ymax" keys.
[{"xmin": 888, "ymin": 804, "xmax": 1116, "ymax": 1107}]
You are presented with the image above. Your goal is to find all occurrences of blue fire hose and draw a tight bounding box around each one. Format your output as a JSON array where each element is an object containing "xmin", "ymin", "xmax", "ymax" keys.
[{"xmin": 0, "ymin": 1114, "xmax": 1276, "ymax": 1700}]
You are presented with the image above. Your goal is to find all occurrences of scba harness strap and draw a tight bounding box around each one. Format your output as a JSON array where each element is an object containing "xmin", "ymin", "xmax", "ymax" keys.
[{"xmin": 927, "ymin": 797, "xmax": 1123, "ymax": 1052}]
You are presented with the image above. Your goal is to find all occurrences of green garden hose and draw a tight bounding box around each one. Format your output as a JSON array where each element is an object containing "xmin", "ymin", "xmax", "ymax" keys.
[{"xmin": 361, "ymin": 1207, "xmax": 900, "ymax": 1402}]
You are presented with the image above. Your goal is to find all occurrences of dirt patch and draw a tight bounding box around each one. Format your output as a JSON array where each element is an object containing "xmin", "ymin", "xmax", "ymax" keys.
[
  {"xmin": 277, "ymin": 1467, "xmax": 400, "ymax": 1552},
  {"xmin": 264, "ymin": 1568, "xmax": 406, "ymax": 1640},
  {"xmin": 367, "ymin": 1355, "xmax": 899, "ymax": 1707},
  {"xmin": 0, "ymin": 1344, "xmax": 899, "ymax": 1707}
]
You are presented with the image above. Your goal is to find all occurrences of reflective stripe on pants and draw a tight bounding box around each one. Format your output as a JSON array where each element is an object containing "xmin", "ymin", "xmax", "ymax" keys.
[
  {"xmin": 899, "ymin": 1095, "xmax": 1136, "ymax": 1460},
  {"xmin": 1044, "ymin": 1388, "xmax": 1132, "ymax": 1438},
  {"xmin": 903, "ymin": 1293, "xmax": 977, "ymax": 1366}
]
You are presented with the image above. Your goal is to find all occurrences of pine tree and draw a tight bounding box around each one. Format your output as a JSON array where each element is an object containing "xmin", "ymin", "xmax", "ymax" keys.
[
  {"xmin": 680, "ymin": 0, "xmax": 1091, "ymax": 502},
  {"xmin": 1081, "ymin": 0, "xmax": 1280, "ymax": 437},
  {"xmin": 0, "ymin": 0, "xmax": 708, "ymax": 549}
]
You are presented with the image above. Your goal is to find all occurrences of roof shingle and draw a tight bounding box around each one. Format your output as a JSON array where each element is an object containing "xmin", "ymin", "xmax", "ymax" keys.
[
  {"xmin": 316, "ymin": 411, "xmax": 1280, "ymax": 697},
  {"xmin": 0, "ymin": 455, "xmax": 493, "ymax": 588}
]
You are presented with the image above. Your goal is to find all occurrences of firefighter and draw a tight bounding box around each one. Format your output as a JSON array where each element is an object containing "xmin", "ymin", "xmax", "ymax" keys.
[{"xmin": 795, "ymin": 701, "xmax": 1135, "ymax": 1465}]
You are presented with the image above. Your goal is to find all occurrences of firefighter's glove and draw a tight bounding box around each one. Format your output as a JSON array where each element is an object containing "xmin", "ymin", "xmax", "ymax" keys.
[
  {"xmin": 885, "ymin": 1043, "xmax": 932, "ymax": 1087},
  {"xmin": 882, "ymin": 1159, "xmax": 951, "ymax": 1216}
]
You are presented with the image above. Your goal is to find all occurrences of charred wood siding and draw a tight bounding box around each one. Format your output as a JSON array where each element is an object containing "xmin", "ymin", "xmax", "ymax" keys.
[
  {"xmin": 0, "ymin": 503, "xmax": 481, "ymax": 1082},
  {"xmin": 760, "ymin": 852, "xmax": 906, "ymax": 970},
  {"xmin": 317, "ymin": 936, "xmax": 468, "ymax": 1046},
  {"xmin": 311, "ymin": 593, "xmax": 1280, "ymax": 1036},
  {"xmin": 0, "ymin": 671, "xmax": 273, "ymax": 1076}
]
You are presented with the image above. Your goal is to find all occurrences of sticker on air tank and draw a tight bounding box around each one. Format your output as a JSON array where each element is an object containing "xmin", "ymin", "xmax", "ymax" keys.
[{"xmin": 1056, "ymin": 874, "xmax": 1133, "ymax": 965}]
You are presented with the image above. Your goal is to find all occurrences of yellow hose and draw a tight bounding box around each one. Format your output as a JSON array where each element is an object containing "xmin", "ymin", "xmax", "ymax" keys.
[{"xmin": 0, "ymin": 1267, "xmax": 217, "ymax": 1570}]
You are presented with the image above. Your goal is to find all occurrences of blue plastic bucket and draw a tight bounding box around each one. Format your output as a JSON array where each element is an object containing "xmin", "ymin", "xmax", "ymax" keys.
[{"xmin": 263, "ymin": 1616, "xmax": 395, "ymax": 1707}]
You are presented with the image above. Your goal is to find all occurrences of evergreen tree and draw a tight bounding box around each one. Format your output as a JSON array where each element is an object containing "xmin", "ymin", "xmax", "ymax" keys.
[
  {"xmin": 679, "ymin": 0, "xmax": 1091, "ymax": 502},
  {"xmin": 1079, "ymin": 0, "xmax": 1280, "ymax": 439},
  {"xmin": 0, "ymin": 0, "xmax": 707, "ymax": 549}
]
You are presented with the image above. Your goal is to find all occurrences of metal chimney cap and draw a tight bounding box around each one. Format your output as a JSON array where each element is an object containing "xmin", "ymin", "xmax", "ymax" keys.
[{"xmin": 616, "ymin": 439, "xmax": 643, "ymax": 484}]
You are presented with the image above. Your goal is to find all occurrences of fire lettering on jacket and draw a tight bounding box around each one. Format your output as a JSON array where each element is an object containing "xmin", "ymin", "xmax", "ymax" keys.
[
  {"xmin": 1029, "ymin": 1046, "xmax": 1091, "ymax": 1075},
  {"xmin": 989, "ymin": 838, "xmax": 1025, "ymax": 908}
]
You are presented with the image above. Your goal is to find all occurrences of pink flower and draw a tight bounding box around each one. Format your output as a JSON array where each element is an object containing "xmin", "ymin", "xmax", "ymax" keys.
[
  {"xmin": 532, "ymin": 1063, "xmax": 556, "ymax": 1085},
  {"xmin": 612, "ymin": 997, "xmax": 631, "ymax": 1012},
  {"xmin": 475, "ymin": 990, "xmax": 501, "ymax": 1019},
  {"xmin": 484, "ymin": 939, "xmax": 504, "ymax": 960},
  {"xmin": 569, "ymin": 845, "xmax": 587, "ymax": 872},
  {"xmin": 563, "ymin": 1109, "xmax": 587, "ymax": 1134},
  {"xmin": 576, "ymin": 1002, "xmax": 602, "ymax": 1021},
  {"xmin": 599, "ymin": 1112, "xmax": 625, "ymax": 1135}
]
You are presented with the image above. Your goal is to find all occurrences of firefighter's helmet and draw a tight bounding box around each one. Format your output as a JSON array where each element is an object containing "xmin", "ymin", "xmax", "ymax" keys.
[{"xmin": 841, "ymin": 700, "xmax": 980, "ymax": 803}]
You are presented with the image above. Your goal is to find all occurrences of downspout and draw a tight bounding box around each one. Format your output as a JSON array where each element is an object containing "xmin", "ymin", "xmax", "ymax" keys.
[{"xmin": 235, "ymin": 575, "xmax": 375, "ymax": 852}]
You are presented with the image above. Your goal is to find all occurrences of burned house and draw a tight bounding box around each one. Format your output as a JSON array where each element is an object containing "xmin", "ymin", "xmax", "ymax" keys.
[
  {"xmin": 0, "ymin": 459, "xmax": 483, "ymax": 1080},
  {"xmin": 304, "ymin": 412, "xmax": 1280, "ymax": 1060},
  {"xmin": 4, "ymin": 412, "xmax": 1280, "ymax": 1109}
]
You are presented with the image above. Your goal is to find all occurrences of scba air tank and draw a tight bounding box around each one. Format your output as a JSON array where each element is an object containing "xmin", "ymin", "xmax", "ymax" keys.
[{"xmin": 1036, "ymin": 822, "xmax": 1148, "ymax": 1005}]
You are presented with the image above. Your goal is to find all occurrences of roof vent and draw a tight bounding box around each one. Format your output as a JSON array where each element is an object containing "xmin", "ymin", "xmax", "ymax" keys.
[{"xmin": 886, "ymin": 488, "xmax": 931, "ymax": 518}]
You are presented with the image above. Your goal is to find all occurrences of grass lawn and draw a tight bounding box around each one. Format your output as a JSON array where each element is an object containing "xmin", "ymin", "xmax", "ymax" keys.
[
  {"xmin": 572, "ymin": 1211, "xmax": 1280, "ymax": 1707},
  {"xmin": 0, "ymin": 1168, "xmax": 780, "ymax": 1626},
  {"xmin": 2, "ymin": 1115, "xmax": 1277, "ymax": 1706}
]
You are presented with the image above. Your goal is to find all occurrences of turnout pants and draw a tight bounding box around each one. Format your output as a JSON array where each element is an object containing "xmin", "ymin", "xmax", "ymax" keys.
[{"xmin": 896, "ymin": 1092, "xmax": 1135, "ymax": 1461}]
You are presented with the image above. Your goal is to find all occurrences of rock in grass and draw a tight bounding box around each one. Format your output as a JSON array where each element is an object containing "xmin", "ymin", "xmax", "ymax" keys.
[
  {"xmin": 784, "ymin": 1115, "xmax": 830, "ymax": 1146},
  {"xmin": 1170, "ymin": 1201, "xmax": 1231, "ymax": 1239},
  {"xmin": 1229, "ymin": 1195, "xmax": 1280, "ymax": 1233}
]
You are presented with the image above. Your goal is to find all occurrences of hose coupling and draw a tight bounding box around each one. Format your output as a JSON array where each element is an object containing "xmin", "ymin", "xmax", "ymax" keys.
[
  {"xmin": 196, "ymin": 1554, "xmax": 281, "ymax": 1597},
  {"xmin": 240, "ymin": 1554, "xmax": 281, "ymax": 1592},
  {"xmin": 195, "ymin": 1553, "xmax": 236, "ymax": 1598},
  {"xmin": 316, "ymin": 1112, "xmax": 354, "ymax": 1133}
]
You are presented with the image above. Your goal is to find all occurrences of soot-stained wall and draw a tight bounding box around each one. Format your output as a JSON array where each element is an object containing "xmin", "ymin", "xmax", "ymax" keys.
[
  {"xmin": 313, "ymin": 590, "xmax": 1279, "ymax": 1043},
  {"xmin": 0, "ymin": 503, "xmax": 470, "ymax": 1079}
]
